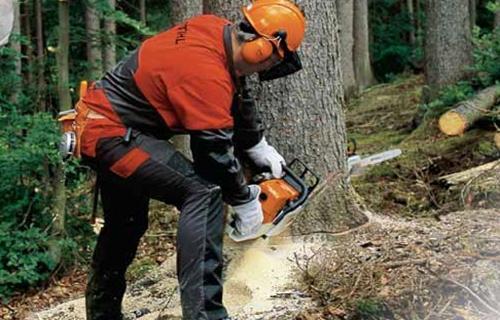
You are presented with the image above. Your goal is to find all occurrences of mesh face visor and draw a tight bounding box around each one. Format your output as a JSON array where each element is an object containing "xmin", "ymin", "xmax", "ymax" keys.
[{"xmin": 258, "ymin": 40, "xmax": 303, "ymax": 82}]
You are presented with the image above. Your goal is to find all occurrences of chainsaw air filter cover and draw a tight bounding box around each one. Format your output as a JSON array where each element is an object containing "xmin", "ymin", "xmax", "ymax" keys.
[{"xmin": 259, "ymin": 179, "xmax": 300, "ymax": 223}]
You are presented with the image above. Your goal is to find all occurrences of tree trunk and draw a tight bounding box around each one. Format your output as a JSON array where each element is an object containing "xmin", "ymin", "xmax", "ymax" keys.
[
  {"xmin": 353, "ymin": 0, "xmax": 376, "ymax": 91},
  {"xmin": 35, "ymin": 0, "xmax": 45, "ymax": 112},
  {"xmin": 85, "ymin": 0, "xmax": 103, "ymax": 80},
  {"xmin": 407, "ymin": 0, "xmax": 416, "ymax": 47},
  {"xmin": 171, "ymin": 0, "xmax": 203, "ymax": 22},
  {"xmin": 202, "ymin": 0, "xmax": 367, "ymax": 234},
  {"xmin": 24, "ymin": 0, "xmax": 34, "ymax": 86},
  {"xmin": 103, "ymin": 0, "xmax": 116, "ymax": 72},
  {"xmin": 439, "ymin": 85, "xmax": 500, "ymax": 136},
  {"xmin": 337, "ymin": 0, "xmax": 357, "ymax": 99},
  {"xmin": 10, "ymin": 0, "xmax": 21, "ymax": 103},
  {"xmin": 51, "ymin": 0, "xmax": 71, "ymax": 266},
  {"xmin": 139, "ymin": 0, "xmax": 146, "ymax": 25},
  {"xmin": 169, "ymin": 0, "xmax": 203, "ymax": 159},
  {"xmin": 469, "ymin": 0, "xmax": 476, "ymax": 29},
  {"xmin": 424, "ymin": 0, "xmax": 473, "ymax": 102},
  {"xmin": 495, "ymin": 8, "xmax": 500, "ymax": 29}
]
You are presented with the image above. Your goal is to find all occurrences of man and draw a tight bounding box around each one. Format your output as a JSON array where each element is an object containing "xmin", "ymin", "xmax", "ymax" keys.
[{"xmin": 79, "ymin": 1, "xmax": 306, "ymax": 319}]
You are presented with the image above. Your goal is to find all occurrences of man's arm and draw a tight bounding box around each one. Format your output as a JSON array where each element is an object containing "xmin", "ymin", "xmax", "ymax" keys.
[{"xmin": 190, "ymin": 129, "xmax": 252, "ymax": 205}]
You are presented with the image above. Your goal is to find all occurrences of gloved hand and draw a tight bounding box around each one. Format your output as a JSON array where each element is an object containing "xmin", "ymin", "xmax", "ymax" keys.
[
  {"xmin": 232, "ymin": 185, "xmax": 263, "ymax": 236},
  {"xmin": 245, "ymin": 137, "xmax": 285, "ymax": 178}
]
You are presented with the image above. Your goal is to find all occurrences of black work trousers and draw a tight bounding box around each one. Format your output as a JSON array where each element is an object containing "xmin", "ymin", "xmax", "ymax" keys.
[{"xmin": 84, "ymin": 131, "xmax": 228, "ymax": 320}]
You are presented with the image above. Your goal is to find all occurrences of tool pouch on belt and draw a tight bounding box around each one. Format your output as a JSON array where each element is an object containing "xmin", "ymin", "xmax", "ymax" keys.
[{"xmin": 57, "ymin": 81, "xmax": 91, "ymax": 160}]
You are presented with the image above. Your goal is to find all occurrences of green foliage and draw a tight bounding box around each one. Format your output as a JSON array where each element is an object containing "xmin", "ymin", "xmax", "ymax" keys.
[
  {"xmin": 369, "ymin": 0, "xmax": 424, "ymax": 81},
  {"xmin": 354, "ymin": 298, "xmax": 388, "ymax": 319},
  {"xmin": 423, "ymin": 82, "xmax": 475, "ymax": 117},
  {"xmin": 471, "ymin": 27, "xmax": 500, "ymax": 87}
]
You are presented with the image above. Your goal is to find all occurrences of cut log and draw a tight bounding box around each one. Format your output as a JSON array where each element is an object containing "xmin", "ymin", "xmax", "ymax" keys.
[
  {"xmin": 439, "ymin": 85, "xmax": 500, "ymax": 136},
  {"xmin": 439, "ymin": 159, "xmax": 500, "ymax": 185}
]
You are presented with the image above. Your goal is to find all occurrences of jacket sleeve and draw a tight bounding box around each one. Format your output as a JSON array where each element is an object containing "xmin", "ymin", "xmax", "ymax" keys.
[
  {"xmin": 231, "ymin": 79, "xmax": 264, "ymax": 151},
  {"xmin": 189, "ymin": 129, "xmax": 252, "ymax": 205}
]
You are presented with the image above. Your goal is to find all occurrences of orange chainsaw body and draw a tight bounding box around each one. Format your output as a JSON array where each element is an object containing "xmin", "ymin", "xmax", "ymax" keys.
[{"xmin": 259, "ymin": 179, "xmax": 300, "ymax": 223}]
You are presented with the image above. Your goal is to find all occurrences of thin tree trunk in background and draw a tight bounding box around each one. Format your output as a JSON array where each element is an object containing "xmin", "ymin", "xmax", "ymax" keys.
[
  {"xmin": 140, "ymin": 0, "xmax": 146, "ymax": 25},
  {"xmin": 10, "ymin": 0, "xmax": 21, "ymax": 103},
  {"xmin": 416, "ymin": 0, "xmax": 422, "ymax": 48},
  {"xmin": 338, "ymin": 0, "xmax": 357, "ymax": 99},
  {"xmin": 495, "ymin": 8, "xmax": 500, "ymax": 29},
  {"xmin": 52, "ymin": 0, "xmax": 71, "ymax": 266},
  {"xmin": 85, "ymin": 0, "xmax": 103, "ymax": 80},
  {"xmin": 407, "ymin": 0, "xmax": 416, "ymax": 47},
  {"xmin": 469, "ymin": 0, "xmax": 476, "ymax": 29},
  {"xmin": 36, "ymin": 0, "xmax": 46, "ymax": 112},
  {"xmin": 103, "ymin": 0, "xmax": 116, "ymax": 72},
  {"xmin": 24, "ymin": 1, "xmax": 34, "ymax": 86},
  {"xmin": 424, "ymin": 0, "xmax": 473, "ymax": 102},
  {"xmin": 353, "ymin": 0, "xmax": 376, "ymax": 91},
  {"xmin": 203, "ymin": 0, "xmax": 367, "ymax": 234},
  {"xmin": 169, "ymin": 0, "xmax": 203, "ymax": 159}
]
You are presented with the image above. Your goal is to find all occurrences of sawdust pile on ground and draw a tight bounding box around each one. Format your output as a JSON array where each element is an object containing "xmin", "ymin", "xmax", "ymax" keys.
[{"xmin": 293, "ymin": 210, "xmax": 500, "ymax": 320}]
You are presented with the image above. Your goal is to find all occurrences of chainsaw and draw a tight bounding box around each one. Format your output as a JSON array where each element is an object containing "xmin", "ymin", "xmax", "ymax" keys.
[{"xmin": 226, "ymin": 159, "xmax": 320, "ymax": 242}]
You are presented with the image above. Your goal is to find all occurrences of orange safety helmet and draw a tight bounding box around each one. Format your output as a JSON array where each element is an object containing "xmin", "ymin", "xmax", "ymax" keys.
[{"xmin": 240, "ymin": 0, "xmax": 306, "ymax": 64}]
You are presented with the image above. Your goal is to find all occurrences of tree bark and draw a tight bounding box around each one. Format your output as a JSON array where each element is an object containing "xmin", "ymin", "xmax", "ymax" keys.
[
  {"xmin": 51, "ymin": 0, "xmax": 71, "ymax": 266},
  {"xmin": 103, "ymin": 0, "xmax": 116, "ymax": 72},
  {"xmin": 353, "ymin": 0, "xmax": 376, "ymax": 91},
  {"xmin": 469, "ymin": 0, "xmax": 476, "ymax": 29},
  {"xmin": 202, "ymin": 0, "xmax": 367, "ymax": 234},
  {"xmin": 407, "ymin": 0, "xmax": 416, "ymax": 47},
  {"xmin": 424, "ymin": 0, "xmax": 473, "ymax": 102},
  {"xmin": 439, "ymin": 85, "xmax": 500, "ymax": 136},
  {"xmin": 169, "ymin": 0, "xmax": 203, "ymax": 159},
  {"xmin": 337, "ymin": 0, "xmax": 357, "ymax": 99},
  {"xmin": 139, "ymin": 0, "xmax": 146, "ymax": 25},
  {"xmin": 10, "ymin": 0, "xmax": 21, "ymax": 103},
  {"xmin": 35, "ymin": 0, "xmax": 46, "ymax": 112},
  {"xmin": 85, "ymin": 0, "xmax": 103, "ymax": 80},
  {"xmin": 24, "ymin": 0, "xmax": 34, "ymax": 86}
]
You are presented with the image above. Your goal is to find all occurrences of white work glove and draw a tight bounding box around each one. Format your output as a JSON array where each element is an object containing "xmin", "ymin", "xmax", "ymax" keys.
[
  {"xmin": 232, "ymin": 185, "xmax": 263, "ymax": 236},
  {"xmin": 245, "ymin": 137, "xmax": 286, "ymax": 178}
]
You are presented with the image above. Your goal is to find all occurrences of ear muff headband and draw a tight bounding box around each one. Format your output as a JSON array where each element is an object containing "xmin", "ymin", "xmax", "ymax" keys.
[{"xmin": 241, "ymin": 37, "xmax": 274, "ymax": 64}]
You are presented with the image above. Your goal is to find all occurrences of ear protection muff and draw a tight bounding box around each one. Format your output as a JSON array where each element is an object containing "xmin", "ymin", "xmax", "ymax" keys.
[{"xmin": 241, "ymin": 37, "xmax": 274, "ymax": 64}]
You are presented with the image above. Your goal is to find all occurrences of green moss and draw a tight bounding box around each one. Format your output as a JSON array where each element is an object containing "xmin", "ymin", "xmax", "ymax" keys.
[{"xmin": 126, "ymin": 258, "xmax": 156, "ymax": 282}]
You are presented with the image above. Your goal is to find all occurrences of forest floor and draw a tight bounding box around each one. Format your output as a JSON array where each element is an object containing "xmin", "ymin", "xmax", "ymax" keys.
[{"xmin": 4, "ymin": 75, "xmax": 500, "ymax": 320}]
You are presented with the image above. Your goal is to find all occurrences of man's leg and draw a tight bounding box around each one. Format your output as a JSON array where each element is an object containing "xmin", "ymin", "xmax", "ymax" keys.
[
  {"xmin": 86, "ymin": 176, "xmax": 149, "ymax": 320},
  {"xmin": 85, "ymin": 134, "xmax": 228, "ymax": 320}
]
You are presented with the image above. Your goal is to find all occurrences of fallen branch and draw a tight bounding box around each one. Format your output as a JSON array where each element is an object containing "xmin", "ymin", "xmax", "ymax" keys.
[
  {"xmin": 382, "ymin": 258, "xmax": 428, "ymax": 269},
  {"xmin": 443, "ymin": 277, "xmax": 500, "ymax": 317},
  {"xmin": 439, "ymin": 85, "xmax": 500, "ymax": 136},
  {"xmin": 439, "ymin": 160, "xmax": 500, "ymax": 186}
]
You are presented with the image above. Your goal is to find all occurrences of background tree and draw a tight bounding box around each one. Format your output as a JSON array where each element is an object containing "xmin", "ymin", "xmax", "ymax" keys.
[
  {"xmin": 51, "ymin": 0, "xmax": 71, "ymax": 265},
  {"xmin": 337, "ymin": 0, "xmax": 357, "ymax": 99},
  {"xmin": 203, "ymin": 0, "xmax": 367, "ymax": 234},
  {"xmin": 353, "ymin": 0, "xmax": 376, "ymax": 91},
  {"xmin": 85, "ymin": 0, "xmax": 103, "ymax": 80},
  {"xmin": 103, "ymin": 0, "xmax": 116, "ymax": 71},
  {"xmin": 424, "ymin": 0, "xmax": 473, "ymax": 101},
  {"xmin": 35, "ymin": 0, "xmax": 45, "ymax": 111},
  {"xmin": 10, "ymin": 0, "xmax": 21, "ymax": 103}
]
